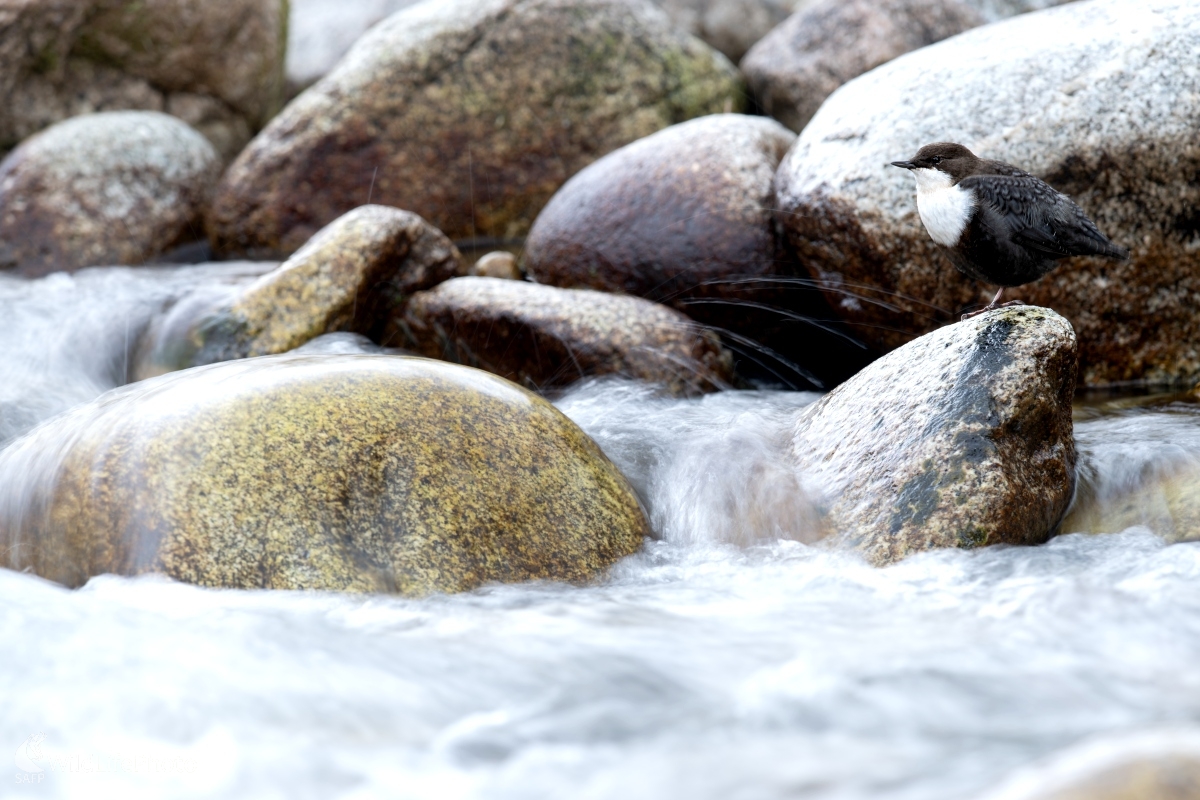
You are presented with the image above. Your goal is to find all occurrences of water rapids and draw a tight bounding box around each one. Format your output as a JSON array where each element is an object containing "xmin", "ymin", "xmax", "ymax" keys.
[{"xmin": 2, "ymin": 265, "xmax": 1199, "ymax": 799}]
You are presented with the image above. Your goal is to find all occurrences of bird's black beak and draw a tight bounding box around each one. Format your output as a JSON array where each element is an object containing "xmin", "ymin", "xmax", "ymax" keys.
[{"xmin": 891, "ymin": 160, "xmax": 916, "ymax": 170}]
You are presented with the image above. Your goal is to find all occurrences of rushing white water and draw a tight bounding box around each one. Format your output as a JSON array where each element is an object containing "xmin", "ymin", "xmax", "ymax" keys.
[{"xmin": 3, "ymin": 266, "xmax": 1200, "ymax": 799}]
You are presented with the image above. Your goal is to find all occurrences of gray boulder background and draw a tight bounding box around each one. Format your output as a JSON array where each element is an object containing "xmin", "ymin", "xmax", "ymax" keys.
[
  {"xmin": 0, "ymin": 111, "xmax": 221, "ymax": 277},
  {"xmin": 0, "ymin": 0, "xmax": 287, "ymax": 161},
  {"xmin": 774, "ymin": 0, "xmax": 1200, "ymax": 387},
  {"xmin": 207, "ymin": 0, "xmax": 744, "ymax": 258}
]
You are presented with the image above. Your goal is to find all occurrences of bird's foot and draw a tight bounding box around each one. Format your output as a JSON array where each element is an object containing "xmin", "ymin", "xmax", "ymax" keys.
[{"xmin": 959, "ymin": 299, "xmax": 1024, "ymax": 321}]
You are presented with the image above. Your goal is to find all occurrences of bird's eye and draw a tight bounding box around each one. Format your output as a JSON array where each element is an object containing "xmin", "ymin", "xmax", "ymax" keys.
[{"xmin": 931, "ymin": 156, "xmax": 943, "ymax": 164}]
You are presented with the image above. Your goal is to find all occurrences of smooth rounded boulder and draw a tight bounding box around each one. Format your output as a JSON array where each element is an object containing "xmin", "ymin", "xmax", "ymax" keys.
[
  {"xmin": 654, "ymin": 0, "xmax": 813, "ymax": 63},
  {"xmin": 0, "ymin": 111, "xmax": 221, "ymax": 277},
  {"xmin": 207, "ymin": 0, "xmax": 743, "ymax": 258},
  {"xmin": 135, "ymin": 205, "xmax": 462, "ymax": 378},
  {"xmin": 0, "ymin": 355, "xmax": 649, "ymax": 595},
  {"xmin": 774, "ymin": 0, "xmax": 1200, "ymax": 388},
  {"xmin": 398, "ymin": 276, "xmax": 735, "ymax": 394},
  {"xmin": 793, "ymin": 307, "xmax": 1077, "ymax": 566},
  {"xmin": 0, "ymin": 0, "xmax": 286, "ymax": 160},
  {"xmin": 525, "ymin": 114, "xmax": 870, "ymax": 388}
]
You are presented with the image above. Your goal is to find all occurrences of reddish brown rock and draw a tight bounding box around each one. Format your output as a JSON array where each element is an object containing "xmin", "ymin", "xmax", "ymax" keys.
[
  {"xmin": 206, "ymin": 0, "xmax": 743, "ymax": 259},
  {"xmin": 397, "ymin": 276, "xmax": 735, "ymax": 394},
  {"xmin": 0, "ymin": 111, "xmax": 221, "ymax": 277},
  {"xmin": 0, "ymin": 0, "xmax": 286, "ymax": 160},
  {"xmin": 774, "ymin": 0, "xmax": 1200, "ymax": 387}
]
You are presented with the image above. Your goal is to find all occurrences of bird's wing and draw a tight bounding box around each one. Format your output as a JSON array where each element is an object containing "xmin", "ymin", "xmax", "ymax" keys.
[{"xmin": 959, "ymin": 173, "xmax": 1125, "ymax": 259}]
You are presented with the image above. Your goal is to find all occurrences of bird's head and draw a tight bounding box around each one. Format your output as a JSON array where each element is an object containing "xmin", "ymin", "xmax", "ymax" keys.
[{"xmin": 891, "ymin": 142, "xmax": 980, "ymax": 182}]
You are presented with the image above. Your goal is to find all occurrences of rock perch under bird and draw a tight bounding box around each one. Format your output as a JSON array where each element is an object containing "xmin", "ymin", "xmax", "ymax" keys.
[{"xmin": 891, "ymin": 142, "xmax": 1128, "ymax": 319}]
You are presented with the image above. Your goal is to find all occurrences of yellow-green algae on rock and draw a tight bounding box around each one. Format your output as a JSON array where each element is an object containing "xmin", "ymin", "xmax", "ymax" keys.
[{"xmin": 0, "ymin": 355, "xmax": 648, "ymax": 594}]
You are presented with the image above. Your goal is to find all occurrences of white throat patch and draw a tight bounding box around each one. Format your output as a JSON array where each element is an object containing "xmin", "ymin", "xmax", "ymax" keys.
[{"xmin": 912, "ymin": 168, "xmax": 975, "ymax": 247}]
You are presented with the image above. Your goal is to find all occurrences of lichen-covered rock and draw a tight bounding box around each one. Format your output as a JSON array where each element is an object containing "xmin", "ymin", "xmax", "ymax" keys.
[
  {"xmin": 773, "ymin": 0, "xmax": 1200, "ymax": 387},
  {"xmin": 654, "ymin": 0, "xmax": 816, "ymax": 63},
  {"xmin": 207, "ymin": 0, "xmax": 744, "ymax": 258},
  {"xmin": 135, "ymin": 205, "xmax": 461, "ymax": 378},
  {"xmin": 0, "ymin": 111, "xmax": 221, "ymax": 277},
  {"xmin": 0, "ymin": 355, "xmax": 648, "ymax": 594},
  {"xmin": 741, "ymin": 0, "xmax": 983, "ymax": 134},
  {"xmin": 525, "ymin": 113, "xmax": 868, "ymax": 388},
  {"xmin": 0, "ymin": 0, "xmax": 286, "ymax": 160},
  {"xmin": 792, "ymin": 307, "xmax": 1077, "ymax": 566},
  {"xmin": 398, "ymin": 276, "xmax": 734, "ymax": 393}
]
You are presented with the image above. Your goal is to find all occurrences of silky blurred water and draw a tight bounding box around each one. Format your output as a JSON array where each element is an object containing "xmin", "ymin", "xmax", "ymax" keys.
[{"xmin": 3, "ymin": 266, "xmax": 1200, "ymax": 799}]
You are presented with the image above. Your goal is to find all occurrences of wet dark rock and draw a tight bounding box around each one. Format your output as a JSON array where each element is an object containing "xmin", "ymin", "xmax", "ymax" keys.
[
  {"xmin": 774, "ymin": 0, "xmax": 1200, "ymax": 387},
  {"xmin": 0, "ymin": 0, "xmax": 286, "ymax": 161},
  {"xmin": 741, "ymin": 0, "xmax": 983, "ymax": 134},
  {"xmin": 0, "ymin": 355, "xmax": 648, "ymax": 594},
  {"xmin": 397, "ymin": 276, "xmax": 735, "ymax": 394},
  {"xmin": 207, "ymin": 0, "xmax": 744, "ymax": 258},
  {"xmin": 0, "ymin": 111, "xmax": 221, "ymax": 277},
  {"xmin": 792, "ymin": 307, "xmax": 1077, "ymax": 566},
  {"xmin": 525, "ymin": 113, "xmax": 868, "ymax": 388},
  {"xmin": 135, "ymin": 205, "xmax": 461, "ymax": 378}
]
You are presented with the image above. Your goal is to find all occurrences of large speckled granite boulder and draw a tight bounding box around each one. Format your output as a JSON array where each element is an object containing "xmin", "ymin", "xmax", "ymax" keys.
[
  {"xmin": 741, "ymin": 0, "xmax": 983, "ymax": 134},
  {"xmin": 207, "ymin": 0, "xmax": 744, "ymax": 258},
  {"xmin": 774, "ymin": 0, "xmax": 1200, "ymax": 388},
  {"xmin": 135, "ymin": 205, "xmax": 461, "ymax": 378},
  {"xmin": 399, "ymin": 276, "xmax": 734, "ymax": 394},
  {"xmin": 0, "ymin": 112, "xmax": 221, "ymax": 277},
  {"xmin": 0, "ymin": 0, "xmax": 286, "ymax": 160},
  {"xmin": 793, "ymin": 307, "xmax": 1077, "ymax": 566},
  {"xmin": 0, "ymin": 355, "xmax": 648, "ymax": 594},
  {"xmin": 525, "ymin": 114, "xmax": 869, "ymax": 388}
]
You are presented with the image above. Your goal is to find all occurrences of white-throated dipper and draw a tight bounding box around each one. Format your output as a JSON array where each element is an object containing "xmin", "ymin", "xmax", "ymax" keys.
[{"xmin": 891, "ymin": 142, "xmax": 1128, "ymax": 319}]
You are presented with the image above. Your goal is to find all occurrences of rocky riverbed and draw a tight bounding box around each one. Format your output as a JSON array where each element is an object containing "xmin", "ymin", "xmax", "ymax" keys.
[{"xmin": 3, "ymin": 0, "xmax": 1200, "ymax": 797}]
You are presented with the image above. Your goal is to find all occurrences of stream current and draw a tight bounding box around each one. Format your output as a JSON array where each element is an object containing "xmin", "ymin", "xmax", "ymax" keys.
[{"xmin": 3, "ymin": 265, "xmax": 1199, "ymax": 799}]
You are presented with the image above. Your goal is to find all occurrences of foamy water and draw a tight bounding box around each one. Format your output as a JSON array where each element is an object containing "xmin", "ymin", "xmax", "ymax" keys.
[{"xmin": 3, "ymin": 266, "xmax": 1200, "ymax": 799}]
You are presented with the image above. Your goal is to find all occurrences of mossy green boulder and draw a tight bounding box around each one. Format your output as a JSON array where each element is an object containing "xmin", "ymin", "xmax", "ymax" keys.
[
  {"xmin": 0, "ymin": 355, "xmax": 648, "ymax": 594},
  {"xmin": 207, "ymin": 0, "xmax": 743, "ymax": 257}
]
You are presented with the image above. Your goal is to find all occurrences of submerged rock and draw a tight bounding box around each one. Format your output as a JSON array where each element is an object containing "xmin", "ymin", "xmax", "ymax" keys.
[
  {"xmin": 398, "ymin": 276, "xmax": 734, "ymax": 394},
  {"xmin": 1062, "ymin": 464, "xmax": 1200, "ymax": 544},
  {"xmin": 977, "ymin": 731, "xmax": 1200, "ymax": 800},
  {"xmin": 0, "ymin": 355, "xmax": 648, "ymax": 594},
  {"xmin": 135, "ymin": 205, "xmax": 460, "ymax": 378},
  {"xmin": 741, "ymin": 0, "xmax": 983, "ymax": 134},
  {"xmin": 774, "ymin": 0, "xmax": 1200, "ymax": 387},
  {"xmin": 207, "ymin": 0, "xmax": 743, "ymax": 257},
  {"xmin": 792, "ymin": 307, "xmax": 1077, "ymax": 566},
  {"xmin": 0, "ymin": 0, "xmax": 286, "ymax": 160},
  {"xmin": 0, "ymin": 112, "xmax": 221, "ymax": 277}
]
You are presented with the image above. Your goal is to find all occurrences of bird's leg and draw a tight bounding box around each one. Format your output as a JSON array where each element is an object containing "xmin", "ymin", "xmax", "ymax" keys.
[{"xmin": 960, "ymin": 287, "xmax": 1024, "ymax": 321}]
